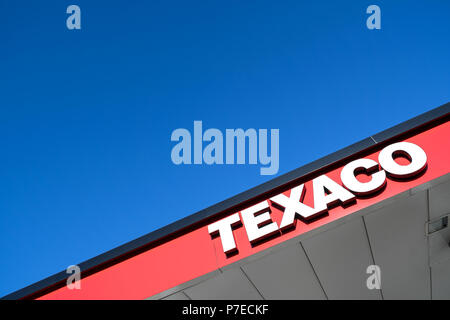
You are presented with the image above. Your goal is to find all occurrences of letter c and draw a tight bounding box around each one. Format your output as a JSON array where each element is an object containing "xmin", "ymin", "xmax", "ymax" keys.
[{"xmin": 341, "ymin": 158, "xmax": 386, "ymax": 196}]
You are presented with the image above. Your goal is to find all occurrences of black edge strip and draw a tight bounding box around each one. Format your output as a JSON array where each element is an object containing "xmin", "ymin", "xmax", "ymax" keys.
[
  {"xmin": 372, "ymin": 103, "xmax": 450, "ymax": 143},
  {"xmin": 2, "ymin": 102, "xmax": 449, "ymax": 300}
]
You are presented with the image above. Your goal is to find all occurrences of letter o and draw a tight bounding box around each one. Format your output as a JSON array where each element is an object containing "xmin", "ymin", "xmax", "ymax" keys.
[
  {"xmin": 341, "ymin": 158, "xmax": 386, "ymax": 196},
  {"xmin": 378, "ymin": 142, "xmax": 427, "ymax": 178}
]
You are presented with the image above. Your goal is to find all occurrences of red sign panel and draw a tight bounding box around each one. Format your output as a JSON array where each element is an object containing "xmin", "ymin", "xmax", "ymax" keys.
[{"xmin": 38, "ymin": 120, "xmax": 450, "ymax": 299}]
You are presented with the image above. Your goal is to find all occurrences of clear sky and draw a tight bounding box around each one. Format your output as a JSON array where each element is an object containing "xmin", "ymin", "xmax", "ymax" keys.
[{"xmin": 1, "ymin": 0, "xmax": 449, "ymax": 297}]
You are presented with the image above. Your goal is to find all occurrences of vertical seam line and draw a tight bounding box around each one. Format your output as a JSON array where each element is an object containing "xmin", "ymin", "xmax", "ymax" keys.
[
  {"xmin": 299, "ymin": 242, "xmax": 329, "ymax": 300},
  {"xmin": 362, "ymin": 216, "xmax": 385, "ymax": 300},
  {"xmin": 240, "ymin": 267, "xmax": 266, "ymax": 300}
]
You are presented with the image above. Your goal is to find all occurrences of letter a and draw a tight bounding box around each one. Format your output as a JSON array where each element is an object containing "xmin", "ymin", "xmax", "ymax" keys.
[
  {"xmin": 66, "ymin": 5, "xmax": 81, "ymax": 30},
  {"xmin": 366, "ymin": 5, "xmax": 381, "ymax": 30}
]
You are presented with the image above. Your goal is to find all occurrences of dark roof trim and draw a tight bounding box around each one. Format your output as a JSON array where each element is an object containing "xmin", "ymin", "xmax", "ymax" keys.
[{"xmin": 3, "ymin": 102, "xmax": 449, "ymax": 300}]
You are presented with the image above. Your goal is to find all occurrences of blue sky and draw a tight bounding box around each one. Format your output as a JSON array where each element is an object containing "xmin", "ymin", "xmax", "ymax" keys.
[{"xmin": 1, "ymin": 0, "xmax": 449, "ymax": 296}]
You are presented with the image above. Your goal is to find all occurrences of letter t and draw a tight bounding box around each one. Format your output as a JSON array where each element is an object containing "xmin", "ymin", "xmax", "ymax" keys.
[{"xmin": 208, "ymin": 213, "xmax": 241, "ymax": 254}]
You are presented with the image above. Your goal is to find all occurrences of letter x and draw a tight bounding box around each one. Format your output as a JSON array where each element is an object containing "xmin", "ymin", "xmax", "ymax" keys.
[{"xmin": 270, "ymin": 184, "xmax": 326, "ymax": 230}]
